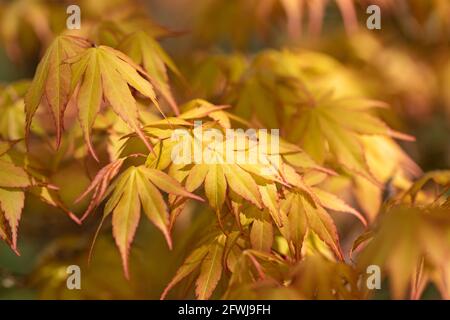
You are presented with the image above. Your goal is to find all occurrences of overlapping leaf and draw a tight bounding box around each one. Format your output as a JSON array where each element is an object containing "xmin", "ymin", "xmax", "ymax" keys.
[
  {"xmin": 0, "ymin": 142, "xmax": 75, "ymax": 251},
  {"xmin": 356, "ymin": 205, "xmax": 450, "ymax": 299},
  {"xmin": 68, "ymin": 45, "xmax": 163, "ymax": 160},
  {"xmin": 161, "ymin": 235, "xmax": 226, "ymax": 300},
  {"xmin": 78, "ymin": 164, "xmax": 202, "ymax": 278},
  {"xmin": 25, "ymin": 35, "xmax": 90, "ymax": 146},
  {"xmin": 119, "ymin": 31, "xmax": 182, "ymax": 114}
]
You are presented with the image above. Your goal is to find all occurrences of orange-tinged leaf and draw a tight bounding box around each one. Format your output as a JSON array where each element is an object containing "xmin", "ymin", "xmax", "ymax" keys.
[
  {"xmin": 0, "ymin": 211, "xmax": 8, "ymax": 242},
  {"xmin": 69, "ymin": 45, "xmax": 162, "ymax": 157},
  {"xmin": 357, "ymin": 205, "xmax": 450, "ymax": 299},
  {"xmin": 0, "ymin": 159, "xmax": 31, "ymax": 188},
  {"xmin": 75, "ymin": 49, "xmax": 102, "ymax": 161},
  {"xmin": 111, "ymin": 168, "xmax": 140, "ymax": 279},
  {"xmin": 0, "ymin": 188, "xmax": 24, "ymax": 249},
  {"xmin": 280, "ymin": 192, "xmax": 343, "ymax": 260},
  {"xmin": 25, "ymin": 35, "xmax": 90, "ymax": 146},
  {"xmin": 76, "ymin": 158, "xmax": 125, "ymax": 221},
  {"xmin": 180, "ymin": 100, "xmax": 228, "ymax": 120},
  {"xmin": 135, "ymin": 169, "xmax": 171, "ymax": 248},
  {"xmin": 258, "ymin": 183, "xmax": 282, "ymax": 226},
  {"xmin": 119, "ymin": 31, "xmax": 181, "ymax": 114},
  {"xmin": 97, "ymin": 48, "xmax": 140, "ymax": 128},
  {"xmin": 293, "ymin": 111, "xmax": 327, "ymax": 164},
  {"xmin": 139, "ymin": 167, "xmax": 203, "ymax": 202},
  {"xmin": 100, "ymin": 46, "xmax": 160, "ymax": 109},
  {"xmin": 80, "ymin": 163, "xmax": 206, "ymax": 279},
  {"xmin": 311, "ymin": 187, "xmax": 367, "ymax": 226},
  {"xmin": 186, "ymin": 163, "xmax": 209, "ymax": 192},
  {"xmin": 280, "ymin": 193, "xmax": 308, "ymax": 257},
  {"xmin": 196, "ymin": 240, "xmax": 224, "ymax": 300},
  {"xmin": 161, "ymin": 245, "xmax": 209, "ymax": 300},
  {"xmin": 223, "ymin": 164, "xmax": 262, "ymax": 209},
  {"xmin": 103, "ymin": 169, "xmax": 133, "ymax": 217},
  {"xmin": 303, "ymin": 198, "xmax": 343, "ymax": 260}
]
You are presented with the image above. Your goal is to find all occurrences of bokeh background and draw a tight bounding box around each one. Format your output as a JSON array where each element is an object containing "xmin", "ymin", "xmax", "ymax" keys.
[{"xmin": 0, "ymin": 0, "xmax": 448, "ymax": 299}]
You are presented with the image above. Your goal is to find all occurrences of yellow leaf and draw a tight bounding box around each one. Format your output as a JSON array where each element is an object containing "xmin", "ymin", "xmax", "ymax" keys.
[
  {"xmin": 204, "ymin": 164, "xmax": 227, "ymax": 210},
  {"xmin": 223, "ymin": 164, "xmax": 263, "ymax": 209},
  {"xmin": 0, "ymin": 188, "xmax": 24, "ymax": 249},
  {"xmin": 250, "ymin": 219, "xmax": 273, "ymax": 253},
  {"xmin": 196, "ymin": 240, "xmax": 224, "ymax": 300},
  {"xmin": 111, "ymin": 168, "xmax": 140, "ymax": 279}
]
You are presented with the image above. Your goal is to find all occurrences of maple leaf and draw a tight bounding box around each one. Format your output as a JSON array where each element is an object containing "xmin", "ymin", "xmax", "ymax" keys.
[
  {"xmin": 0, "ymin": 210, "xmax": 8, "ymax": 243},
  {"xmin": 160, "ymin": 244, "xmax": 209, "ymax": 300},
  {"xmin": 356, "ymin": 205, "xmax": 450, "ymax": 299},
  {"xmin": 0, "ymin": 156, "xmax": 32, "ymax": 189},
  {"xmin": 119, "ymin": 31, "xmax": 182, "ymax": 115},
  {"xmin": 0, "ymin": 81, "xmax": 30, "ymax": 140},
  {"xmin": 279, "ymin": 190, "xmax": 344, "ymax": 260},
  {"xmin": 180, "ymin": 136, "xmax": 267, "ymax": 215},
  {"xmin": 24, "ymin": 35, "xmax": 90, "ymax": 147},
  {"xmin": 161, "ymin": 234, "xmax": 225, "ymax": 300},
  {"xmin": 290, "ymin": 254, "xmax": 362, "ymax": 299},
  {"xmin": 155, "ymin": 102, "xmax": 364, "ymax": 254},
  {"xmin": 71, "ymin": 0, "xmax": 173, "ymax": 48},
  {"xmin": 223, "ymin": 247, "xmax": 289, "ymax": 299},
  {"xmin": 249, "ymin": 209, "xmax": 274, "ymax": 253},
  {"xmin": 209, "ymin": 49, "xmax": 417, "ymax": 188},
  {"xmin": 155, "ymin": 101, "xmax": 266, "ymax": 213},
  {"xmin": 289, "ymin": 95, "xmax": 415, "ymax": 180},
  {"xmin": 75, "ymin": 158, "xmax": 126, "ymax": 221},
  {"xmin": 352, "ymin": 135, "xmax": 421, "ymax": 221},
  {"xmin": 195, "ymin": 238, "xmax": 225, "ymax": 300},
  {"xmin": 0, "ymin": 142, "xmax": 76, "ymax": 251},
  {"xmin": 68, "ymin": 45, "xmax": 164, "ymax": 160},
  {"xmin": 25, "ymin": 35, "xmax": 164, "ymax": 160},
  {"xmin": 78, "ymin": 164, "xmax": 203, "ymax": 279},
  {"xmin": 190, "ymin": 54, "xmax": 247, "ymax": 99},
  {"xmin": 351, "ymin": 171, "xmax": 449, "ymax": 299},
  {"xmin": 400, "ymin": 170, "xmax": 450, "ymax": 205},
  {"xmin": 0, "ymin": 187, "xmax": 24, "ymax": 250},
  {"xmin": 0, "ymin": 0, "xmax": 52, "ymax": 61}
]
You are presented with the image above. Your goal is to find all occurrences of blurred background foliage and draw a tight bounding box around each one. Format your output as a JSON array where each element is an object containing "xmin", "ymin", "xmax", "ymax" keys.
[{"xmin": 0, "ymin": 0, "xmax": 448, "ymax": 299}]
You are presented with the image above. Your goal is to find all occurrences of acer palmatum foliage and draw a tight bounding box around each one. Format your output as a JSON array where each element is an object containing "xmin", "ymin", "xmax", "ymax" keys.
[{"xmin": 0, "ymin": 0, "xmax": 448, "ymax": 300}]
